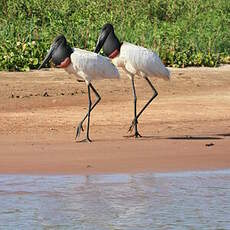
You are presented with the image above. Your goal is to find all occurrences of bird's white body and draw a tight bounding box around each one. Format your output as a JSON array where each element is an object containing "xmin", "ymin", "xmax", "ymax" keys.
[
  {"xmin": 112, "ymin": 42, "xmax": 170, "ymax": 80},
  {"xmin": 64, "ymin": 48, "xmax": 120, "ymax": 83}
]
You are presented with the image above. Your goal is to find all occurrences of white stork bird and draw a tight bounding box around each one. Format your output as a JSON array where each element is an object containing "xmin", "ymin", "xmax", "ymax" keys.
[
  {"xmin": 95, "ymin": 23, "xmax": 170, "ymax": 138},
  {"xmin": 38, "ymin": 35, "xmax": 120, "ymax": 142}
]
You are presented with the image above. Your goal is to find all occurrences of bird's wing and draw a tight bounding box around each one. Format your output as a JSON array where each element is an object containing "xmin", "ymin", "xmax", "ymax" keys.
[
  {"xmin": 70, "ymin": 49, "xmax": 120, "ymax": 80},
  {"xmin": 121, "ymin": 42, "xmax": 170, "ymax": 79}
]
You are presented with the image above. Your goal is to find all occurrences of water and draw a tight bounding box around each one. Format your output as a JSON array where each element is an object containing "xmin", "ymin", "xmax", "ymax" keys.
[{"xmin": 0, "ymin": 170, "xmax": 230, "ymax": 230}]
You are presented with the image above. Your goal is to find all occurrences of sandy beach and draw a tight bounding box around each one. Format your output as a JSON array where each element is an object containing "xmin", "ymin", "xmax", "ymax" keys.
[{"xmin": 0, "ymin": 66, "xmax": 230, "ymax": 174}]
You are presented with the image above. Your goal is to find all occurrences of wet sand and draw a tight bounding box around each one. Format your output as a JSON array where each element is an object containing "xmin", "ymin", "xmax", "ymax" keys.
[{"xmin": 0, "ymin": 66, "xmax": 230, "ymax": 174}]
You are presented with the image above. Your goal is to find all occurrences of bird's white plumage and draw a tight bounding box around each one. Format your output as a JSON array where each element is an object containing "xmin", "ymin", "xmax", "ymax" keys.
[
  {"xmin": 64, "ymin": 48, "xmax": 120, "ymax": 83},
  {"xmin": 112, "ymin": 42, "xmax": 170, "ymax": 80}
]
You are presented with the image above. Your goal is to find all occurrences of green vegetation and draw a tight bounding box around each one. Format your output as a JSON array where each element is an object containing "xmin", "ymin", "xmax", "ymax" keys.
[{"xmin": 0, "ymin": 0, "xmax": 229, "ymax": 71}]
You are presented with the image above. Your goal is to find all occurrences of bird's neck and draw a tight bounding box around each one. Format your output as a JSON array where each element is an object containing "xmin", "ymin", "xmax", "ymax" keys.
[
  {"xmin": 57, "ymin": 57, "xmax": 71, "ymax": 68},
  {"xmin": 108, "ymin": 47, "xmax": 121, "ymax": 59},
  {"xmin": 103, "ymin": 32, "xmax": 122, "ymax": 59},
  {"xmin": 63, "ymin": 61, "xmax": 75, "ymax": 75}
]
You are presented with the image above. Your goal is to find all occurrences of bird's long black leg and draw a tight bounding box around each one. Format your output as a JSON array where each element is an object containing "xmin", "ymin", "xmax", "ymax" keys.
[
  {"xmin": 131, "ymin": 77, "xmax": 142, "ymax": 138},
  {"xmin": 128, "ymin": 76, "xmax": 158, "ymax": 133},
  {"xmin": 86, "ymin": 84, "xmax": 92, "ymax": 142},
  {"xmin": 89, "ymin": 83, "xmax": 101, "ymax": 107},
  {"xmin": 76, "ymin": 83, "xmax": 101, "ymax": 139}
]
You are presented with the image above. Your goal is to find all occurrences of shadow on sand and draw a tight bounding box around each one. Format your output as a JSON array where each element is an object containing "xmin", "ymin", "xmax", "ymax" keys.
[{"xmin": 124, "ymin": 134, "xmax": 226, "ymax": 140}]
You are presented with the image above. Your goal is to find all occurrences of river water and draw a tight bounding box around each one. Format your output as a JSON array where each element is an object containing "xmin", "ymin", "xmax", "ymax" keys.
[{"xmin": 0, "ymin": 170, "xmax": 230, "ymax": 229}]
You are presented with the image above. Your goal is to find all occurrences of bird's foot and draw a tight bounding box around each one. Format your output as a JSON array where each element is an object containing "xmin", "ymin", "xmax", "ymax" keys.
[
  {"xmin": 125, "ymin": 131, "xmax": 142, "ymax": 138},
  {"xmin": 75, "ymin": 121, "xmax": 84, "ymax": 140},
  {"xmin": 134, "ymin": 131, "xmax": 142, "ymax": 138},
  {"xmin": 76, "ymin": 137, "xmax": 92, "ymax": 143},
  {"xmin": 128, "ymin": 119, "xmax": 139, "ymax": 133},
  {"xmin": 128, "ymin": 121, "xmax": 135, "ymax": 133}
]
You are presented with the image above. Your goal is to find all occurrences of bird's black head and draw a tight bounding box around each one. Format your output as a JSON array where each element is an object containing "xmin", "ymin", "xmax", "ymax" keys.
[
  {"xmin": 38, "ymin": 35, "xmax": 73, "ymax": 69},
  {"xmin": 101, "ymin": 23, "xmax": 114, "ymax": 33},
  {"xmin": 94, "ymin": 23, "xmax": 121, "ymax": 57}
]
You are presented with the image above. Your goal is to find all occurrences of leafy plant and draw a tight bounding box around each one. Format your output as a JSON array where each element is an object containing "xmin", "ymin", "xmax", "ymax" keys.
[{"xmin": 0, "ymin": 0, "xmax": 229, "ymax": 71}]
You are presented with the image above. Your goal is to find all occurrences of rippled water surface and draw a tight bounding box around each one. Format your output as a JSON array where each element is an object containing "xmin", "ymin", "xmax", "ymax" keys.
[{"xmin": 0, "ymin": 170, "xmax": 230, "ymax": 229}]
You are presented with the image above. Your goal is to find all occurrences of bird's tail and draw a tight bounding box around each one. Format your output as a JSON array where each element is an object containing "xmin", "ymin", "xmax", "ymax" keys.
[
  {"xmin": 152, "ymin": 54, "xmax": 171, "ymax": 81},
  {"xmin": 155, "ymin": 63, "xmax": 171, "ymax": 81},
  {"xmin": 163, "ymin": 67, "xmax": 171, "ymax": 81}
]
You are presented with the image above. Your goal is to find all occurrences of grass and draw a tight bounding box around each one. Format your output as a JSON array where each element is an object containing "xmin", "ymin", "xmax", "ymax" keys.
[{"xmin": 0, "ymin": 0, "xmax": 229, "ymax": 71}]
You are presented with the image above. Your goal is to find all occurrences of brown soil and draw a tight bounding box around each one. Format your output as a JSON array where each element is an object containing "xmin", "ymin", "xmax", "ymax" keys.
[{"xmin": 0, "ymin": 66, "xmax": 230, "ymax": 174}]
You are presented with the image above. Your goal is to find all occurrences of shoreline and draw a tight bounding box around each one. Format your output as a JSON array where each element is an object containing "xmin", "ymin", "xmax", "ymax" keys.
[{"xmin": 1, "ymin": 138, "xmax": 229, "ymax": 175}]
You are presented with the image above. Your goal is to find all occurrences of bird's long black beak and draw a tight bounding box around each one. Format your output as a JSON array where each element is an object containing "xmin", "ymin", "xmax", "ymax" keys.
[
  {"xmin": 94, "ymin": 35, "xmax": 103, "ymax": 53},
  {"xmin": 94, "ymin": 28, "xmax": 110, "ymax": 53},
  {"xmin": 38, "ymin": 45, "xmax": 55, "ymax": 70}
]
